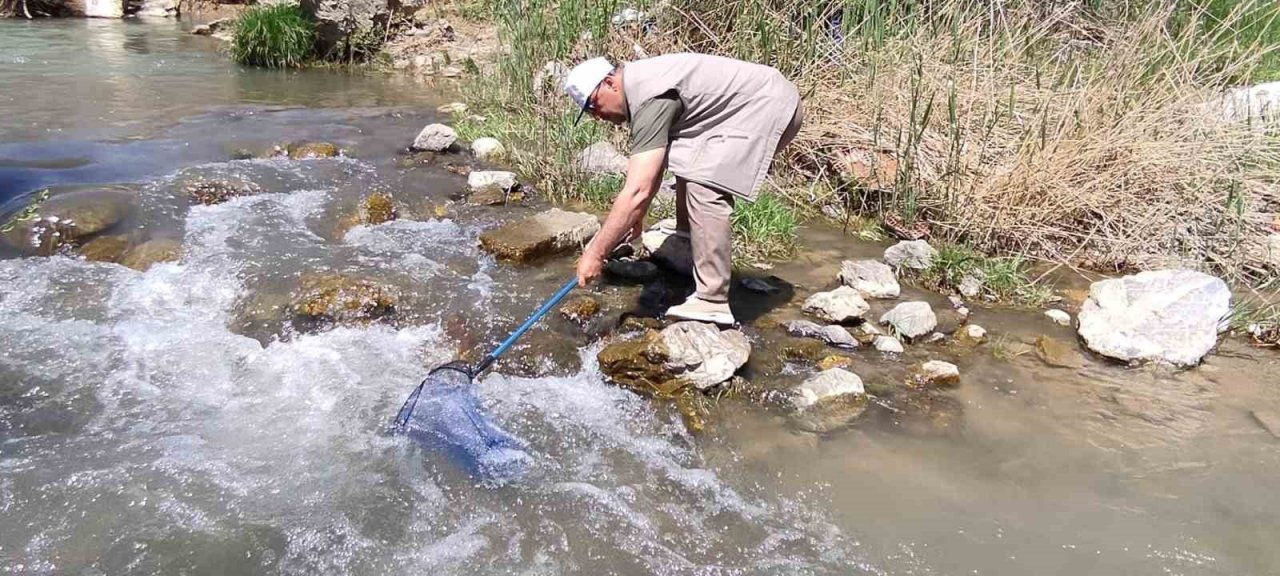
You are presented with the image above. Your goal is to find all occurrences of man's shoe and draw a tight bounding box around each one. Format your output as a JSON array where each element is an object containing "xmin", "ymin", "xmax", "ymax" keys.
[{"xmin": 665, "ymin": 297, "xmax": 735, "ymax": 326}]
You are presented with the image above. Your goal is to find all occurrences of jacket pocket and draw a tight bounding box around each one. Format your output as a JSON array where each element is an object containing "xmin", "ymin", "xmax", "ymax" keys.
[{"xmin": 692, "ymin": 130, "xmax": 764, "ymax": 198}]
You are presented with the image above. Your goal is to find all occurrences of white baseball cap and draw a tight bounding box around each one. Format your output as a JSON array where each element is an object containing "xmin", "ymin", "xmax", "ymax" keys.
[{"xmin": 563, "ymin": 57, "xmax": 614, "ymax": 124}]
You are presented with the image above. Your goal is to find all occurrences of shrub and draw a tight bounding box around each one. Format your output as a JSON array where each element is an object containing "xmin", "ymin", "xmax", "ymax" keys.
[{"xmin": 230, "ymin": 3, "xmax": 316, "ymax": 69}]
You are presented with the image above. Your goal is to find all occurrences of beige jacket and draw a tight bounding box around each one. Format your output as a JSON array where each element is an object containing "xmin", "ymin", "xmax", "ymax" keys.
[{"xmin": 623, "ymin": 53, "xmax": 801, "ymax": 201}]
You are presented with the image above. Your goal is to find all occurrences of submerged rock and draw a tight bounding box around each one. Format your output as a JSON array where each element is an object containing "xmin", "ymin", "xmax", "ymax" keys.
[
  {"xmin": 467, "ymin": 186, "xmax": 524, "ymax": 206},
  {"xmin": 1036, "ymin": 335, "xmax": 1085, "ymax": 369},
  {"xmin": 880, "ymin": 301, "xmax": 937, "ymax": 340},
  {"xmin": 184, "ymin": 178, "xmax": 262, "ymax": 206},
  {"xmin": 883, "ymin": 240, "xmax": 938, "ymax": 270},
  {"xmin": 780, "ymin": 338, "xmax": 829, "ymax": 363},
  {"xmin": 287, "ymin": 142, "xmax": 342, "ymax": 159},
  {"xmin": 2, "ymin": 188, "xmax": 135, "ymax": 256},
  {"xmin": 290, "ymin": 274, "xmax": 398, "ymax": 331},
  {"xmin": 78, "ymin": 235, "xmax": 130, "ymax": 263},
  {"xmin": 471, "ymin": 137, "xmax": 506, "ymax": 160},
  {"xmin": 478, "ymin": 208, "xmax": 600, "ymax": 262},
  {"xmin": 597, "ymin": 322, "xmax": 750, "ymax": 393},
  {"xmin": 559, "ymin": 295, "xmax": 601, "ymax": 325},
  {"xmin": 741, "ymin": 276, "xmax": 781, "ymax": 295},
  {"xmin": 818, "ymin": 355, "xmax": 855, "ymax": 371},
  {"xmin": 957, "ymin": 324, "xmax": 987, "ymax": 345},
  {"xmin": 1076, "ymin": 269, "xmax": 1230, "ymax": 366},
  {"xmin": 337, "ymin": 192, "xmax": 399, "ymax": 236},
  {"xmin": 578, "ymin": 141, "xmax": 628, "ymax": 175},
  {"xmin": 121, "ymin": 238, "xmax": 181, "ymax": 272},
  {"xmin": 1044, "ymin": 309, "xmax": 1072, "ymax": 326},
  {"xmin": 467, "ymin": 170, "xmax": 519, "ymax": 192},
  {"xmin": 913, "ymin": 360, "xmax": 960, "ymax": 388},
  {"xmin": 412, "ymin": 124, "xmax": 458, "ymax": 152},
  {"xmin": 802, "ymin": 286, "xmax": 870, "ymax": 324},
  {"xmin": 791, "ymin": 368, "xmax": 870, "ymax": 432},
  {"xmin": 606, "ymin": 259, "xmax": 659, "ymax": 282},
  {"xmin": 838, "ymin": 259, "xmax": 900, "ymax": 298}
]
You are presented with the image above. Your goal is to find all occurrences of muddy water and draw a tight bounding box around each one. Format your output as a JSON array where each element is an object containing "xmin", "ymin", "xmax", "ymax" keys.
[{"xmin": 2, "ymin": 18, "xmax": 1279, "ymax": 576}]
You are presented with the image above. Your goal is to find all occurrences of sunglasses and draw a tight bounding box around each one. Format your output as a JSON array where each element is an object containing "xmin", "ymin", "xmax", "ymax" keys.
[{"xmin": 575, "ymin": 82, "xmax": 604, "ymax": 125}]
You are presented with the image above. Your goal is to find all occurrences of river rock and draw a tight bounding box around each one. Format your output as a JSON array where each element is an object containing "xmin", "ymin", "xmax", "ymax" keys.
[
  {"xmin": 192, "ymin": 19, "xmax": 231, "ymax": 36},
  {"xmin": 957, "ymin": 324, "xmax": 987, "ymax": 345},
  {"xmin": 467, "ymin": 170, "xmax": 518, "ymax": 192},
  {"xmin": 781, "ymin": 339, "xmax": 829, "ymax": 363},
  {"xmin": 467, "ymin": 186, "xmax": 524, "ymax": 206},
  {"xmin": 559, "ymin": 295, "xmax": 601, "ymax": 325},
  {"xmin": 287, "ymin": 142, "xmax": 342, "ymax": 159},
  {"xmin": 2, "ymin": 188, "xmax": 135, "ymax": 255},
  {"xmin": 884, "ymin": 240, "xmax": 938, "ymax": 270},
  {"xmin": 1045, "ymin": 309, "xmax": 1072, "ymax": 326},
  {"xmin": 958, "ymin": 274, "xmax": 983, "ymax": 298},
  {"xmin": 78, "ymin": 235, "xmax": 130, "ymax": 263},
  {"xmin": 880, "ymin": 301, "xmax": 937, "ymax": 340},
  {"xmin": 290, "ymin": 273, "xmax": 397, "ymax": 331},
  {"xmin": 784, "ymin": 320, "xmax": 857, "ymax": 349},
  {"xmin": 1076, "ymin": 269, "xmax": 1230, "ymax": 366},
  {"xmin": 838, "ymin": 259, "xmax": 900, "ymax": 298},
  {"xmin": 437, "ymin": 102, "xmax": 468, "ymax": 115},
  {"xmin": 412, "ymin": 124, "xmax": 457, "ymax": 152},
  {"xmin": 606, "ymin": 259, "xmax": 659, "ymax": 282},
  {"xmin": 873, "ymin": 335, "xmax": 904, "ymax": 353},
  {"xmin": 578, "ymin": 141, "xmax": 628, "ymax": 175},
  {"xmin": 818, "ymin": 355, "xmax": 855, "ymax": 371},
  {"xmin": 641, "ymin": 218, "xmax": 693, "ymax": 275},
  {"xmin": 137, "ymin": 0, "xmax": 178, "ymax": 18},
  {"xmin": 1035, "ymin": 335, "xmax": 1085, "ymax": 369},
  {"xmin": 597, "ymin": 322, "xmax": 750, "ymax": 393},
  {"xmin": 470, "ymin": 137, "xmax": 506, "ymax": 160},
  {"xmin": 802, "ymin": 286, "xmax": 870, "ymax": 324},
  {"xmin": 121, "ymin": 238, "xmax": 181, "ymax": 272},
  {"xmin": 302, "ymin": 0, "xmax": 406, "ymax": 54},
  {"xmin": 740, "ymin": 276, "xmax": 781, "ymax": 294},
  {"xmin": 914, "ymin": 360, "xmax": 960, "ymax": 388},
  {"xmin": 478, "ymin": 208, "xmax": 600, "ymax": 262},
  {"xmin": 793, "ymin": 368, "xmax": 866, "ymax": 410},
  {"xmin": 185, "ymin": 178, "xmax": 262, "ymax": 205}
]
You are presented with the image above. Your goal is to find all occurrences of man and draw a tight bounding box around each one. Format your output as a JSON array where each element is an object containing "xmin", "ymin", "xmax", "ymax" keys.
[{"xmin": 563, "ymin": 53, "xmax": 803, "ymax": 326}]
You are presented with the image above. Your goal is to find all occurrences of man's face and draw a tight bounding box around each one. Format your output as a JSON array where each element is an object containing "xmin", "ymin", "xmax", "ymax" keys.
[{"xmin": 588, "ymin": 72, "xmax": 628, "ymax": 125}]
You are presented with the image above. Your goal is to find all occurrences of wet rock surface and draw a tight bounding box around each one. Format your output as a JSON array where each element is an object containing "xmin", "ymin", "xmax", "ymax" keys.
[
  {"xmin": 120, "ymin": 238, "xmax": 181, "ymax": 271},
  {"xmin": 184, "ymin": 178, "xmax": 262, "ymax": 205},
  {"xmin": 467, "ymin": 170, "xmax": 519, "ymax": 192},
  {"xmin": 412, "ymin": 123, "xmax": 458, "ymax": 152},
  {"xmin": 478, "ymin": 208, "xmax": 600, "ymax": 263},
  {"xmin": 2, "ymin": 188, "xmax": 136, "ymax": 256},
  {"xmin": 790, "ymin": 369, "xmax": 871, "ymax": 433},
  {"xmin": 471, "ymin": 137, "xmax": 505, "ymax": 160},
  {"xmin": 1076, "ymin": 269, "xmax": 1230, "ymax": 366},
  {"xmin": 913, "ymin": 360, "xmax": 960, "ymax": 388},
  {"xmin": 77, "ymin": 235, "xmax": 130, "ymax": 263},
  {"xmin": 467, "ymin": 186, "xmax": 524, "ymax": 206},
  {"xmin": 784, "ymin": 320, "xmax": 857, "ymax": 349},
  {"xmin": 957, "ymin": 324, "xmax": 987, "ymax": 345},
  {"xmin": 287, "ymin": 142, "xmax": 342, "ymax": 159},
  {"xmin": 337, "ymin": 192, "xmax": 399, "ymax": 236},
  {"xmin": 598, "ymin": 322, "xmax": 750, "ymax": 394},
  {"xmin": 559, "ymin": 295, "xmax": 601, "ymax": 325},
  {"xmin": 1036, "ymin": 335, "xmax": 1086, "ymax": 369},
  {"xmin": 802, "ymin": 286, "xmax": 870, "ymax": 324},
  {"xmin": 838, "ymin": 259, "xmax": 900, "ymax": 298},
  {"xmin": 880, "ymin": 301, "xmax": 937, "ymax": 340},
  {"xmin": 289, "ymin": 273, "xmax": 398, "ymax": 332},
  {"xmin": 873, "ymin": 335, "xmax": 904, "ymax": 353}
]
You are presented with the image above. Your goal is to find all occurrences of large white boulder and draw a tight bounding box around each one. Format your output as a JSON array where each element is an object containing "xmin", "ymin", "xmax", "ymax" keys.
[
  {"xmin": 838, "ymin": 259, "xmax": 900, "ymax": 298},
  {"xmin": 1076, "ymin": 269, "xmax": 1230, "ymax": 366},
  {"xmin": 662, "ymin": 322, "xmax": 752, "ymax": 390},
  {"xmin": 412, "ymin": 123, "xmax": 457, "ymax": 152}
]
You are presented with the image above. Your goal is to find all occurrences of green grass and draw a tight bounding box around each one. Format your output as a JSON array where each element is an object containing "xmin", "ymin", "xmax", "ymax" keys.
[
  {"xmin": 230, "ymin": 3, "xmax": 316, "ymax": 69},
  {"xmin": 731, "ymin": 193, "xmax": 798, "ymax": 263},
  {"xmin": 917, "ymin": 243, "xmax": 1054, "ymax": 306},
  {"xmin": 1174, "ymin": 0, "xmax": 1280, "ymax": 82},
  {"xmin": 1228, "ymin": 298, "xmax": 1280, "ymax": 346}
]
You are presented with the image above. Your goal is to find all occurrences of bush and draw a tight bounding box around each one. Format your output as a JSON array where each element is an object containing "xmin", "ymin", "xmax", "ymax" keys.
[{"xmin": 231, "ymin": 3, "xmax": 316, "ymax": 69}]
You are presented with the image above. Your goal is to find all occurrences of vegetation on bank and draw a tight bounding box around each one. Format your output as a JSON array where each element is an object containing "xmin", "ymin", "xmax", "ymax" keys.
[
  {"xmin": 230, "ymin": 3, "xmax": 315, "ymax": 68},
  {"xmin": 436, "ymin": 0, "xmax": 1280, "ymax": 311}
]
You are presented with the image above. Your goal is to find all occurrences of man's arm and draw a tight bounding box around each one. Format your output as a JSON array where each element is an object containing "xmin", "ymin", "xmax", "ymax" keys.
[{"xmin": 576, "ymin": 147, "xmax": 666, "ymax": 286}]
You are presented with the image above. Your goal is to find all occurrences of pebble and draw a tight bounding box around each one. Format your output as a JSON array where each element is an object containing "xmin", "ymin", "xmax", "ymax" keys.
[{"xmin": 1045, "ymin": 309, "xmax": 1072, "ymax": 326}]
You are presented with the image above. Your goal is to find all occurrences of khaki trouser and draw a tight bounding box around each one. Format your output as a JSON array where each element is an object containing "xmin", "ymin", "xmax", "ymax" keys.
[{"xmin": 675, "ymin": 103, "xmax": 804, "ymax": 302}]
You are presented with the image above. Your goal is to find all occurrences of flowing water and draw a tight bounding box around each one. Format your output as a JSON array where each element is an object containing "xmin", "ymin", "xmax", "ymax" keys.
[{"xmin": 2, "ymin": 18, "xmax": 1279, "ymax": 576}]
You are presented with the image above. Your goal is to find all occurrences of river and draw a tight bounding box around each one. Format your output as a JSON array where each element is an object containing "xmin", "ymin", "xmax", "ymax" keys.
[{"xmin": 1, "ymin": 18, "xmax": 1278, "ymax": 576}]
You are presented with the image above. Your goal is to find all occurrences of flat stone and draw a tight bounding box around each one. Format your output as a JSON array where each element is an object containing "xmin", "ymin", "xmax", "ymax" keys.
[
  {"xmin": 467, "ymin": 170, "xmax": 518, "ymax": 193},
  {"xmin": 883, "ymin": 240, "xmax": 938, "ymax": 270},
  {"xmin": 1036, "ymin": 335, "xmax": 1085, "ymax": 369},
  {"xmin": 1251, "ymin": 409, "xmax": 1280, "ymax": 439},
  {"xmin": 914, "ymin": 360, "xmax": 960, "ymax": 388},
  {"xmin": 838, "ymin": 259, "xmax": 900, "ymax": 298},
  {"xmin": 1045, "ymin": 309, "xmax": 1072, "ymax": 326},
  {"xmin": 784, "ymin": 320, "xmax": 858, "ymax": 349},
  {"xmin": 873, "ymin": 335, "xmax": 904, "ymax": 353},
  {"xmin": 578, "ymin": 141, "xmax": 628, "ymax": 175},
  {"xmin": 880, "ymin": 301, "xmax": 937, "ymax": 340},
  {"xmin": 471, "ymin": 137, "xmax": 506, "ymax": 160},
  {"xmin": 478, "ymin": 208, "xmax": 600, "ymax": 262},
  {"xmin": 802, "ymin": 286, "xmax": 870, "ymax": 324},
  {"xmin": 1077, "ymin": 269, "xmax": 1231, "ymax": 366},
  {"xmin": 793, "ymin": 368, "xmax": 866, "ymax": 410},
  {"xmin": 412, "ymin": 123, "xmax": 457, "ymax": 152}
]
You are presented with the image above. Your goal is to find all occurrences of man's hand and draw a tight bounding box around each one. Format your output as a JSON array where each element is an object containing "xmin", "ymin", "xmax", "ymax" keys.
[{"xmin": 576, "ymin": 253, "xmax": 605, "ymax": 287}]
